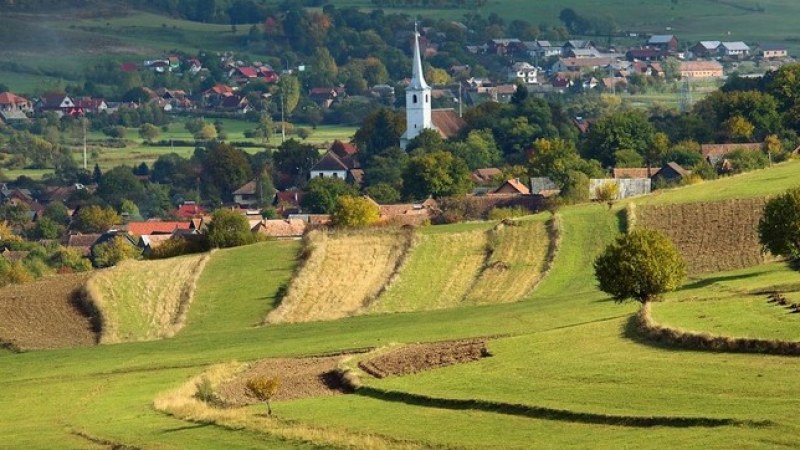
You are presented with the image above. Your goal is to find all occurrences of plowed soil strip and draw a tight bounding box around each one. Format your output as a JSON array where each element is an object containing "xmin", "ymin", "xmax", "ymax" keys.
[
  {"xmin": 0, "ymin": 273, "xmax": 96, "ymax": 351},
  {"xmin": 359, "ymin": 339, "xmax": 490, "ymax": 379},
  {"xmin": 216, "ymin": 356, "xmax": 351, "ymax": 405}
]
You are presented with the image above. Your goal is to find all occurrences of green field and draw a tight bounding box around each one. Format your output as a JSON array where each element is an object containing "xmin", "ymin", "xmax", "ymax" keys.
[{"xmin": 5, "ymin": 144, "xmax": 800, "ymax": 446}]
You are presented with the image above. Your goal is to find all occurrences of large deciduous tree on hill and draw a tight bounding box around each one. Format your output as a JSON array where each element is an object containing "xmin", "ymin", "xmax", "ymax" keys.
[
  {"xmin": 758, "ymin": 187, "xmax": 800, "ymax": 263},
  {"xmin": 202, "ymin": 142, "xmax": 251, "ymax": 202},
  {"xmin": 301, "ymin": 177, "xmax": 359, "ymax": 214},
  {"xmin": 207, "ymin": 209, "xmax": 255, "ymax": 249},
  {"xmin": 354, "ymin": 108, "xmax": 405, "ymax": 156},
  {"xmin": 582, "ymin": 109, "xmax": 656, "ymax": 167},
  {"xmin": 594, "ymin": 228, "xmax": 686, "ymax": 303}
]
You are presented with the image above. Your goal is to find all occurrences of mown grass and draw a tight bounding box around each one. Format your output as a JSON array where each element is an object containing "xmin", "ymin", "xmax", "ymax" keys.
[
  {"xmin": 368, "ymin": 223, "xmax": 491, "ymax": 314},
  {"xmin": 85, "ymin": 253, "xmax": 210, "ymax": 343},
  {"xmin": 465, "ymin": 216, "xmax": 552, "ymax": 304},
  {"xmin": 268, "ymin": 230, "xmax": 412, "ymax": 323}
]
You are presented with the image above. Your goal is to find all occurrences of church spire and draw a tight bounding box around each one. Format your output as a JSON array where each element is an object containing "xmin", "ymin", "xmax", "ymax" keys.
[{"xmin": 409, "ymin": 22, "xmax": 429, "ymax": 90}]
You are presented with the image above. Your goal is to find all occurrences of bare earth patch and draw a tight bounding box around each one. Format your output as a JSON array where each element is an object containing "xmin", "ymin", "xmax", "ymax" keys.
[
  {"xmin": 358, "ymin": 339, "xmax": 490, "ymax": 379},
  {"xmin": 0, "ymin": 273, "xmax": 96, "ymax": 351},
  {"xmin": 215, "ymin": 356, "xmax": 351, "ymax": 405}
]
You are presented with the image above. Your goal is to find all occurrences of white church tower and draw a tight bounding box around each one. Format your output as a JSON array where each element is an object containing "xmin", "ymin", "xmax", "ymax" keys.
[{"xmin": 400, "ymin": 23, "xmax": 433, "ymax": 150}]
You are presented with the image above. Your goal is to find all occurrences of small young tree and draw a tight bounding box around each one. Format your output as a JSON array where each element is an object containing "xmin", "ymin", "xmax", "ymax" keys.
[
  {"xmin": 139, "ymin": 123, "xmax": 160, "ymax": 143},
  {"xmin": 594, "ymin": 228, "xmax": 686, "ymax": 303},
  {"xmin": 246, "ymin": 376, "xmax": 280, "ymax": 416},
  {"xmin": 593, "ymin": 182, "xmax": 620, "ymax": 209},
  {"xmin": 758, "ymin": 187, "xmax": 800, "ymax": 262}
]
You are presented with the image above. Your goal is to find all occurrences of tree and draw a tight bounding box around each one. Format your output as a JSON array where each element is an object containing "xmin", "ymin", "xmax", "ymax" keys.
[
  {"xmin": 93, "ymin": 235, "xmax": 140, "ymax": 268},
  {"xmin": 272, "ymin": 139, "xmax": 321, "ymax": 187},
  {"xmin": 593, "ymin": 182, "xmax": 619, "ymax": 209},
  {"xmin": 402, "ymin": 151, "xmax": 472, "ymax": 200},
  {"xmin": 718, "ymin": 148, "xmax": 768, "ymax": 174},
  {"xmin": 246, "ymin": 376, "xmax": 280, "ymax": 416},
  {"xmin": 74, "ymin": 205, "xmax": 122, "ymax": 233},
  {"xmin": 196, "ymin": 123, "xmax": 218, "ymax": 141},
  {"xmin": 528, "ymin": 138, "xmax": 604, "ymax": 190},
  {"xmin": 279, "ymin": 75, "xmax": 301, "ymax": 115},
  {"xmin": 593, "ymin": 228, "xmax": 686, "ymax": 303},
  {"xmin": 97, "ymin": 166, "xmax": 146, "ymax": 207},
  {"xmin": 206, "ymin": 209, "xmax": 255, "ymax": 248},
  {"xmin": 448, "ymin": 129, "xmax": 502, "ymax": 170},
  {"xmin": 301, "ymin": 177, "xmax": 359, "ymax": 214},
  {"xmin": 139, "ymin": 123, "xmax": 160, "ymax": 143},
  {"xmin": 758, "ymin": 187, "xmax": 800, "ymax": 262},
  {"xmin": 583, "ymin": 110, "xmax": 656, "ymax": 166},
  {"xmin": 256, "ymin": 113, "xmax": 273, "ymax": 144},
  {"xmin": 365, "ymin": 182, "xmax": 400, "ymax": 204},
  {"xmin": 202, "ymin": 142, "xmax": 251, "ymax": 201},
  {"xmin": 333, "ymin": 196, "xmax": 380, "ymax": 228},
  {"xmin": 353, "ymin": 108, "xmax": 405, "ymax": 156}
]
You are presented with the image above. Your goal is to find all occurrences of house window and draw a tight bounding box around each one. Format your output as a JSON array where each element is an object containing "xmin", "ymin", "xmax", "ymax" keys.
[
  {"xmin": 413, "ymin": 94, "xmax": 418, "ymax": 103},
  {"xmin": 332, "ymin": 172, "xmax": 339, "ymax": 178}
]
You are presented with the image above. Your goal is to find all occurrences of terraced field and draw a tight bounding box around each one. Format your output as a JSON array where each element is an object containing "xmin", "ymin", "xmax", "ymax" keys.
[
  {"xmin": 85, "ymin": 253, "xmax": 210, "ymax": 343},
  {"xmin": 368, "ymin": 224, "xmax": 490, "ymax": 314},
  {"xmin": 266, "ymin": 230, "xmax": 413, "ymax": 323},
  {"xmin": 465, "ymin": 217, "xmax": 553, "ymax": 304}
]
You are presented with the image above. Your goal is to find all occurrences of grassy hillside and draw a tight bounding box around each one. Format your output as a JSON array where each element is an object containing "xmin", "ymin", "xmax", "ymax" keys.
[{"xmin": 5, "ymin": 161, "xmax": 800, "ymax": 447}]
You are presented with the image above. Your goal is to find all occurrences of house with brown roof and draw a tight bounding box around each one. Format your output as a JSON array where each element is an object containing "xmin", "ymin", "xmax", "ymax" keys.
[
  {"xmin": 679, "ymin": 61, "xmax": 723, "ymax": 79},
  {"xmin": 309, "ymin": 150, "xmax": 361, "ymax": 183},
  {"xmin": 62, "ymin": 233, "xmax": 103, "ymax": 257},
  {"xmin": 652, "ymin": 162, "xmax": 692, "ymax": 184},
  {"xmin": 309, "ymin": 87, "xmax": 343, "ymax": 108},
  {"xmin": 613, "ymin": 168, "xmax": 655, "ymax": 179},
  {"xmin": 701, "ymin": 142, "xmax": 762, "ymax": 165},
  {"xmin": 251, "ymin": 219, "xmax": 306, "ymax": 239},
  {"xmin": 275, "ymin": 190, "xmax": 305, "ymax": 216},
  {"xmin": 330, "ymin": 140, "xmax": 358, "ymax": 158},
  {"xmin": 430, "ymin": 109, "xmax": 466, "ymax": 140},
  {"xmin": 471, "ymin": 168, "xmax": 502, "ymax": 185},
  {"xmin": 0, "ymin": 249, "xmax": 29, "ymax": 263},
  {"xmin": 491, "ymin": 179, "xmax": 530, "ymax": 195}
]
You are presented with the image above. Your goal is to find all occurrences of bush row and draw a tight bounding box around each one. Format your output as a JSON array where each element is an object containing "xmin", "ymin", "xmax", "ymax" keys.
[{"xmin": 636, "ymin": 303, "xmax": 800, "ymax": 356}]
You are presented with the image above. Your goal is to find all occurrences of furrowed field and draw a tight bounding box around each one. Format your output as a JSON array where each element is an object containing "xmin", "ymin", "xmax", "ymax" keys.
[{"xmin": 4, "ymin": 160, "xmax": 800, "ymax": 448}]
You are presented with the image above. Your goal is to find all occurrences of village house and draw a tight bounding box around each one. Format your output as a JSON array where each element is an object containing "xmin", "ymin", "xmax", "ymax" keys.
[
  {"xmin": 528, "ymin": 40, "xmax": 562, "ymax": 60},
  {"xmin": 651, "ymin": 162, "xmax": 692, "ymax": 184},
  {"xmin": 647, "ymin": 35, "xmax": 678, "ymax": 52},
  {"xmin": 689, "ymin": 41, "xmax": 721, "ymax": 58},
  {"xmin": 679, "ymin": 60, "xmax": 724, "ymax": 79},
  {"xmin": 719, "ymin": 42, "xmax": 750, "ymax": 58},
  {"xmin": 488, "ymin": 38, "xmax": 525, "ymax": 56},
  {"xmin": 251, "ymin": 218, "xmax": 306, "ymax": 239},
  {"xmin": 309, "ymin": 87, "xmax": 345, "ymax": 108},
  {"xmin": 491, "ymin": 179, "xmax": 530, "ymax": 195},
  {"xmin": 625, "ymin": 48, "xmax": 666, "ymax": 62},
  {"xmin": 471, "ymin": 168, "xmax": 502, "ymax": 185},
  {"xmin": 760, "ymin": 44, "xmax": 788, "ymax": 59},
  {"xmin": 551, "ymin": 57, "xmax": 616, "ymax": 74},
  {"xmin": 74, "ymin": 98, "xmax": 108, "ymax": 114},
  {"xmin": 507, "ymin": 62, "xmax": 540, "ymax": 84},
  {"xmin": 309, "ymin": 150, "xmax": 361, "ymax": 182},
  {"xmin": 701, "ymin": 142, "xmax": 763, "ymax": 165},
  {"xmin": 35, "ymin": 93, "xmax": 80, "ymax": 116},
  {"xmin": 0, "ymin": 92, "xmax": 32, "ymax": 113}
]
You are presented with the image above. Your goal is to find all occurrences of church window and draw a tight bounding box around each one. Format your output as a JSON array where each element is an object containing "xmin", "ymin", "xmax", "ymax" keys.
[
  {"xmin": 413, "ymin": 94, "xmax": 418, "ymax": 103},
  {"xmin": 425, "ymin": 94, "xmax": 429, "ymax": 102}
]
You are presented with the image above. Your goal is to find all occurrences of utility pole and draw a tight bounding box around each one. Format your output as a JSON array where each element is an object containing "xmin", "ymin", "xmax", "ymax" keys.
[
  {"xmin": 458, "ymin": 82, "xmax": 463, "ymax": 118},
  {"xmin": 82, "ymin": 115, "xmax": 87, "ymax": 170},
  {"xmin": 280, "ymin": 94, "xmax": 286, "ymax": 143}
]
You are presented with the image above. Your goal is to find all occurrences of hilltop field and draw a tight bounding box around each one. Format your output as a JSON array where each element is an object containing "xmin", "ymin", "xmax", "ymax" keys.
[{"xmin": 3, "ymin": 157, "xmax": 800, "ymax": 447}]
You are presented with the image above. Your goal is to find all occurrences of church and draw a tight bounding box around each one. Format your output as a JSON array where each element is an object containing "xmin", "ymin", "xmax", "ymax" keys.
[{"xmin": 399, "ymin": 25, "xmax": 465, "ymax": 150}]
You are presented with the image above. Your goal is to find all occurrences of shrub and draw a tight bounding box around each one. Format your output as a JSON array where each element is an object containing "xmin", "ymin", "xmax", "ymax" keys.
[
  {"xmin": 332, "ymin": 196, "xmax": 380, "ymax": 228},
  {"xmin": 594, "ymin": 228, "xmax": 686, "ymax": 303},
  {"xmin": 759, "ymin": 187, "xmax": 800, "ymax": 261},
  {"xmin": 148, "ymin": 238, "xmax": 209, "ymax": 259},
  {"xmin": 593, "ymin": 182, "xmax": 619, "ymax": 208},
  {"xmin": 93, "ymin": 235, "xmax": 141, "ymax": 268},
  {"xmin": 194, "ymin": 376, "xmax": 220, "ymax": 405},
  {"xmin": 206, "ymin": 209, "xmax": 256, "ymax": 248},
  {"xmin": 487, "ymin": 206, "xmax": 529, "ymax": 220}
]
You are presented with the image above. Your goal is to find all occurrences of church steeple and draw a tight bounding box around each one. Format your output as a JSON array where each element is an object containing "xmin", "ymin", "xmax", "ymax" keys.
[
  {"xmin": 409, "ymin": 22, "xmax": 429, "ymax": 91},
  {"xmin": 400, "ymin": 22, "xmax": 433, "ymax": 150}
]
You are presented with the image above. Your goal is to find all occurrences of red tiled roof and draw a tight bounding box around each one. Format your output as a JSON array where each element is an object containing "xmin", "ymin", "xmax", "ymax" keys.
[
  {"xmin": 492, "ymin": 179, "xmax": 530, "ymax": 195},
  {"xmin": 254, "ymin": 219, "xmax": 307, "ymax": 238},
  {"xmin": 127, "ymin": 221, "xmax": 191, "ymax": 236},
  {"xmin": 175, "ymin": 203, "xmax": 207, "ymax": 218},
  {"xmin": 237, "ymin": 67, "xmax": 258, "ymax": 78},
  {"xmin": 330, "ymin": 140, "xmax": 358, "ymax": 157},
  {"xmin": 0, "ymin": 92, "xmax": 30, "ymax": 106},
  {"xmin": 276, "ymin": 191, "xmax": 304, "ymax": 207}
]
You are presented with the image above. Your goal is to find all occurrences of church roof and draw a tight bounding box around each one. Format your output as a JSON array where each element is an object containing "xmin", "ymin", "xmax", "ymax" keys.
[
  {"xmin": 408, "ymin": 26, "xmax": 430, "ymax": 91},
  {"xmin": 431, "ymin": 109, "xmax": 466, "ymax": 139}
]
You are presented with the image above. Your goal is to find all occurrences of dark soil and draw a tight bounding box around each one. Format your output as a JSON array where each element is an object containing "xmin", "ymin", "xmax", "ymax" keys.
[
  {"xmin": 216, "ymin": 356, "xmax": 351, "ymax": 406},
  {"xmin": 0, "ymin": 273, "xmax": 96, "ymax": 351},
  {"xmin": 359, "ymin": 338, "xmax": 490, "ymax": 379}
]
